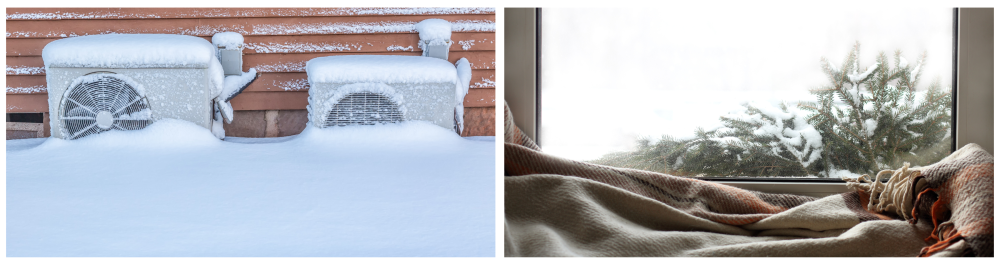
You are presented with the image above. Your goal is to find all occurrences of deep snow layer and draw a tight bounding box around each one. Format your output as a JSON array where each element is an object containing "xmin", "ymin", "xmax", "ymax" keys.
[
  {"xmin": 6, "ymin": 120, "xmax": 495, "ymax": 257},
  {"xmin": 306, "ymin": 55, "xmax": 458, "ymax": 84},
  {"xmin": 42, "ymin": 34, "xmax": 218, "ymax": 69}
]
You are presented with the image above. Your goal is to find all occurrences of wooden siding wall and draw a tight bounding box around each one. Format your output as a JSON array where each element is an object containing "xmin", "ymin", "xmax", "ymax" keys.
[{"xmin": 6, "ymin": 8, "xmax": 496, "ymax": 136}]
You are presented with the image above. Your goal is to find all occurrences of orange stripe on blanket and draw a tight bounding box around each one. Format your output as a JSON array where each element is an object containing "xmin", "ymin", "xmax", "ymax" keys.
[
  {"xmin": 924, "ymin": 188, "xmax": 951, "ymax": 243},
  {"xmin": 919, "ymin": 233, "xmax": 963, "ymax": 257},
  {"xmin": 910, "ymin": 188, "xmax": 934, "ymax": 224},
  {"xmin": 696, "ymin": 182, "xmax": 789, "ymax": 225},
  {"xmin": 713, "ymin": 183, "xmax": 788, "ymax": 214},
  {"xmin": 912, "ymin": 163, "xmax": 992, "ymax": 256}
]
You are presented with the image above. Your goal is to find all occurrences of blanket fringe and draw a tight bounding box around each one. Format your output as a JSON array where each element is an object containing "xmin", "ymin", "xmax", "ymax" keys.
[
  {"xmin": 842, "ymin": 162, "xmax": 922, "ymax": 219},
  {"xmin": 919, "ymin": 232, "xmax": 964, "ymax": 257}
]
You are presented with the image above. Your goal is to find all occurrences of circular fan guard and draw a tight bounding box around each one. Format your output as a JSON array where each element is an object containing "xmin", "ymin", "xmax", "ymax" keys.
[
  {"xmin": 60, "ymin": 74, "xmax": 152, "ymax": 139},
  {"xmin": 324, "ymin": 92, "xmax": 404, "ymax": 127}
]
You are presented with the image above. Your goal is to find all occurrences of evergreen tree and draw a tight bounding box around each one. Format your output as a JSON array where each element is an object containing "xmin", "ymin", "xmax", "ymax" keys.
[
  {"xmin": 801, "ymin": 43, "xmax": 951, "ymax": 177},
  {"xmin": 592, "ymin": 43, "xmax": 952, "ymax": 178},
  {"xmin": 592, "ymin": 102, "xmax": 825, "ymax": 177}
]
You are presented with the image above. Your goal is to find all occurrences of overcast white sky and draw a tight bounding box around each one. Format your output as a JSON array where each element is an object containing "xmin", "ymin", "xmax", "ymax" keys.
[{"xmin": 540, "ymin": 6, "xmax": 954, "ymax": 161}]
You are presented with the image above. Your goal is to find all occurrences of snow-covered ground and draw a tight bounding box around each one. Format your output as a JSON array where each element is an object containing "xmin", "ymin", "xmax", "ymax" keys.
[{"xmin": 6, "ymin": 120, "xmax": 495, "ymax": 257}]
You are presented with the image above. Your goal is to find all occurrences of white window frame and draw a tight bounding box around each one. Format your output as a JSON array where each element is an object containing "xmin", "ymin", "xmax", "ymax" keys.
[{"xmin": 504, "ymin": 8, "xmax": 993, "ymax": 198}]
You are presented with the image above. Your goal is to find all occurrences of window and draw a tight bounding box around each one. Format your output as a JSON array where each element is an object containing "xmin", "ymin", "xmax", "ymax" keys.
[{"xmin": 537, "ymin": 7, "xmax": 956, "ymax": 180}]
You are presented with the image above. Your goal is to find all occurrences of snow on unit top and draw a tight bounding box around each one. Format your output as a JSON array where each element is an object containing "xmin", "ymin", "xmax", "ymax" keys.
[
  {"xmin": 42, "ymin": 34, "xmax": 218, "ymax": 69},
  {"xmin": 414, "ymin": 19, "xmax": 453, "ymax": 41},
  {"xmin": 306, "ymin": 55, "xmax": 458, "ymax": 84},
  {"xmin": 211, "ymin": 32, "xmax": 244, "ymax": 50}
]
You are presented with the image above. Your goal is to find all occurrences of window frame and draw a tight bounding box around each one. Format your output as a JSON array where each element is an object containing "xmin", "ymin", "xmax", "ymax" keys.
[{"xmin": 505, "ymin": 7, "xmax": 992, "ymax": 197}]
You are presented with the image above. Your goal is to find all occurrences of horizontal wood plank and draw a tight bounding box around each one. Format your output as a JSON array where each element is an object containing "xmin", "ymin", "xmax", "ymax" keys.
[
  {"xmin": 242, "ymin": 70, "xmax": 495, "ymax": 92},
  {"xmin": 470, "ymin": 71, "xmax": 496, "ymax": 89},
  {"xmin": 7, "ymin": 51, "xmax": 494, "ymax": 73},
  {"xmin": 7, "ymin": 8, "xmax": 495, "ymax": 20},
  {"xmin": 242, "ymin": 33, "xmax": 495, "ymax": 54},
  {"xmin": 240, "ymin": 33, "xmax": 495, "ymax": 54},
  {"xmin": 5, "ymin": 63, "xmax": 45, "ymax": 75},
  {"xmin": 243, "ymin": 72, "xmax": 309, "ymax": 92},
  {"xmin": 7, "ymin": 33, "xmax": 495, "ymax": 56},
  {"xmin": 7, "ymin": 56, "xmax": 45, "ymax": 67},
  {"xmin": 229, "ymin": 91, "xmax": 309, "ymax": 111},
  {"xmin": 244, "ymin": 51, "xmax": 494, "ymax": 72},
  {"xmin": 5, "ymin": 75, "xmax": 47, "ymax": 94},
  {"xmin": 6, "ymin": 15, "xmax": 495, "ymax": 38},
  {"xmin": 6, "ymin": 94, "xmax": 48, "ymax": 112},
  {"xmin": 464, "ymin": 89, "xmax": 496, "ymax": 108}
]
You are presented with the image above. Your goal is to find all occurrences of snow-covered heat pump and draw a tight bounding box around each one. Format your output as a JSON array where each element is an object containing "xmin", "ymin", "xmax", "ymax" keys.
[
  {"xmin": 42, "ymin": 33, "xmax": 255, "ymax": 140},
  {"xmin": 304, "ymin": 19, "xmax": 472, "ymax": 134},
  {"xmin": 305, "ymin": 56, "xmax": 470, "ymax": 133}
]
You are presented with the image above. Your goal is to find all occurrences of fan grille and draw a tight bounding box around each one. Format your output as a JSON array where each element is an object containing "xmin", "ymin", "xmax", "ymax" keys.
[
  {"xmin": 325, "ymin": 92, "xmax": 404, "ymax": 127},
  {"xmin": 60, "ymin": 74, "xmax": 152, "ymax": 139}
]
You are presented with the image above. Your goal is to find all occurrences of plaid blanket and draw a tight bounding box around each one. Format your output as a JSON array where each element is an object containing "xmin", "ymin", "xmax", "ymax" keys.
[
  {"xmin": 503, "ymin": 103, "xmax": 992, "ymax": 257},
  {"xmin": 909, "ymin": 144, "xmax": 994, "ymax": 257}
]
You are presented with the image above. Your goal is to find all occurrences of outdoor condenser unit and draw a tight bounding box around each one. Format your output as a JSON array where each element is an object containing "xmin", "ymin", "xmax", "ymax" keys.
[
  {"xmin": 305, "ymin": 55, "xmax": 464, "ymax": 132},
  {"xmin": 43, "ymin": 33, "xmax": 253, "ymax": 140},
  {"xmin": 304, "ymin": 18, "xmax": 471, "ymax": 134}
]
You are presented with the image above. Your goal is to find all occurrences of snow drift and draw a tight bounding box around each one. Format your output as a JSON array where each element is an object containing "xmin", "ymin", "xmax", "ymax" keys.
[{"xmin": 6, "ymin": 119, "xmax": 496, "ymax": 257}]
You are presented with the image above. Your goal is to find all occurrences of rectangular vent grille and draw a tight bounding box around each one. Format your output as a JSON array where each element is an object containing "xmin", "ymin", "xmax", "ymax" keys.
[{"xmin": 325, "ymin": 92, "xmax": 404, "ymax": 127}]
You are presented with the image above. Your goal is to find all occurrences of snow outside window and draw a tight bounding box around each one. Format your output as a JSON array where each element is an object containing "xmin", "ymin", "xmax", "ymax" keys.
[{"xmin": 540, "ymin": 7, "xmax": 953, "ymax": 179}]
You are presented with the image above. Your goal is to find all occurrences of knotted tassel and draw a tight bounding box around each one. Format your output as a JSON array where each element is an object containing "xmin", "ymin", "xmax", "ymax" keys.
[{"xmin": 843, "ymin": 162, "xmax": 922, "ymax": 219}]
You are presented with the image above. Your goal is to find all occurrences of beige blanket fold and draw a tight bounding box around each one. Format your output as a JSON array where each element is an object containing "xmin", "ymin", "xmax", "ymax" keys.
[
  {"xmin": 502, "ymin": 101, "xmax": 991, "ymax": 257},
  {"xmin": 505, "ymin": 143, "xmax": 936, "ymax": 257}
]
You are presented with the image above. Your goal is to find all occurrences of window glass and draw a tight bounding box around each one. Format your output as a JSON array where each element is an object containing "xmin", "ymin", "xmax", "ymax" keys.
[{"xmin": 540, "ymin": 7, "xmax": 953, "ymax": 178}]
